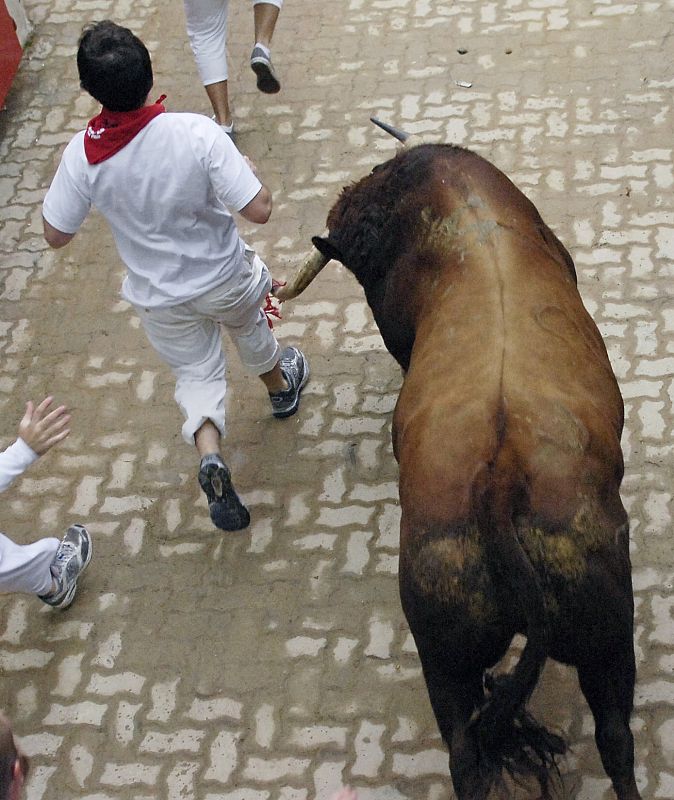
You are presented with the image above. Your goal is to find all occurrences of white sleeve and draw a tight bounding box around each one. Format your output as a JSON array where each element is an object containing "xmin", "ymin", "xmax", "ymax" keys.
[
  {"xmin": 206, "ymin": 128, "xmax": 263, "ymax": 212},
  {"xmin": 42, "ymin": 133, "xmax": 92, "ymax": 234},
  {"xmin": 0, "ymin": 438, "xmax": 39, "ymax": 493}
]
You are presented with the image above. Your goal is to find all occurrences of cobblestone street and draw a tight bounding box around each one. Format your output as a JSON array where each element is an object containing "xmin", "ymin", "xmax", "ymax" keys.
[{"xmin": 1, "ymin": 0, "xmax": 674, "ymax": 798}]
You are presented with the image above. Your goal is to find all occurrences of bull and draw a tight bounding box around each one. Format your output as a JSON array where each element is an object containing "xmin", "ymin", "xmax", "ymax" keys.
[{"xmin": 275, "ymin": 119, "xmax": 640, "ymax": 800}]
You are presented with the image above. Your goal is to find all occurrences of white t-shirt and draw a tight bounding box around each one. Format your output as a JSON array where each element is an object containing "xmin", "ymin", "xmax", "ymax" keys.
[{"xmin": 43, "ymin": 113, "xmax": 263, "ymax": 308}]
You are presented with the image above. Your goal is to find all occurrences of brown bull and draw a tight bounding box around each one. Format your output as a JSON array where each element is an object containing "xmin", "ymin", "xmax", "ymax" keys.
[{"xmin": 276, "ymin": 121, "xmax": 640, "ymax": 800}]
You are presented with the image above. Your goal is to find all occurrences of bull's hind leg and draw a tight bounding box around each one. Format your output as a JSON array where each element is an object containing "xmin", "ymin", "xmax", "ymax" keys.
[
  {"xmin": 412, "ymin": 622, "xmax": 515, "ymax": 800},
  {"xmin": 577, "ymin": 645, "xmax": 641, "ymax": 800},
  {"xmin": 576, "ymin": 570, "xmax": 640, "ymax": 800},
  {"xmin": 421, "ymin": 664, "xmax": 491, "ymax": 800}
]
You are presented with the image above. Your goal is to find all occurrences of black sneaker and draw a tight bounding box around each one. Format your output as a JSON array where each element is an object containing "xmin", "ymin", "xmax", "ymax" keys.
[
  {"xmin": 250, "ymin": 45, "xmax": 281, "ymax": 94},
  {"xmin": 269, "ymin": 346, "xmax": 309, "ymax": 419},
  {"xmin": 198, "ymin": 455, "xmax": 250, "ymax": 531},
  {"xmin": 38, "ymin": 524, "xmax": 92, "ymax": 609}
]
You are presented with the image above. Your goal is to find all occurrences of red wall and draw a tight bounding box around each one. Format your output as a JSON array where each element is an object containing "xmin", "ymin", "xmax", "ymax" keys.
[{"xmin": 0, "ymin": 1, "xmax": 23, "ymax": 108}]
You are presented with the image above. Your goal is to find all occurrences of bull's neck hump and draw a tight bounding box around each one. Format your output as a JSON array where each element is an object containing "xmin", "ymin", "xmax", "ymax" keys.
[{"xmin": 420, "ymin": 194, "xmax": 520, "ymax": 253}]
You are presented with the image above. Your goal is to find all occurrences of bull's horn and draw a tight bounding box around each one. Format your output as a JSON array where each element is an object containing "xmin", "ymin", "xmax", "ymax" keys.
[
  {"xmin": 273, "ymin": 248, "xmax": 330, "ymax": 302},
  {"xmin": 370, "ymin": 116, "xmax": 413, "ymax": 143}
]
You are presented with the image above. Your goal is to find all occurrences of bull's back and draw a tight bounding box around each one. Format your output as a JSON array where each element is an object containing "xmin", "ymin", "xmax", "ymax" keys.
[
  {"xmin": 393, "ymin": 150, "xmax": 625, "ymax": 543},
  {"xmin": 394, "ymin": 236, "xmax": 626, "ymax": 644}
]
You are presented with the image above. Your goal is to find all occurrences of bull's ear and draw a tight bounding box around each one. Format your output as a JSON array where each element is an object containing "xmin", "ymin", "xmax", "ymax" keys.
[{"xmin": 312, "ymin": 236, "xmax": 344, "ymax": 264}]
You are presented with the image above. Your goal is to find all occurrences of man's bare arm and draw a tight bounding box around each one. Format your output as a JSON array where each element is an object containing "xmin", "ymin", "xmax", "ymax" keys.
[
  {"xmin": 43, "ymin": 217, "xmax": 75, "ymax": 249},
  {"xmin": 238, "ymin": 185, "xmax": 272, "ymax": 225}
]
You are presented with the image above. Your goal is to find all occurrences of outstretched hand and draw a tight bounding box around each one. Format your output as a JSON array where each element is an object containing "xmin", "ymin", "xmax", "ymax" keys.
[{"xmin": 18, "ymin": 397, "xmax": 71, "ymax": 455}]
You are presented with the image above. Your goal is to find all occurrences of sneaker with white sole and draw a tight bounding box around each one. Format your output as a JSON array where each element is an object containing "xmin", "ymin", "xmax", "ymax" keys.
[
  {"xmin": 198, "ymin": 454, "xmax": 250, "ymax": 531},
  {"xmin": 38, "ymin": 524, "xmax": 92, "ymax": 609},
  {"xmin": 269, "ymin": 346, "xmax": 309, "ymax": 419},
  {"xmin": 250, "ymin": 45, "xmax": 281, "ymax": 94}
]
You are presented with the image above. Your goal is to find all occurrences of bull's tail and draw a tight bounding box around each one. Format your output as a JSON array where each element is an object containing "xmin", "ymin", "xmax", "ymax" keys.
[{"xmin": 470, "ymin": 514, "xmax": 566, "ymax": 797}]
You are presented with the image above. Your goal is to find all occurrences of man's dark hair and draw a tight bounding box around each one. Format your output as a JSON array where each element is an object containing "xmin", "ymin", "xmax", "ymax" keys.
[{"xmin": 77, "ymin": 20, "xmax": 153, "ymax": 112}]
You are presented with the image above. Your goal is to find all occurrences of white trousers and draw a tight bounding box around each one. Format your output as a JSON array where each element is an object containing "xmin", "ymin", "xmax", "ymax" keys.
[
  {"xmin": 183, "ymin": 0, "xmax": 284, "ymax": 85},
  {"xmin": 134, "ymin": 250, "xmax": 280, "ymax": 445},
  {"xmin": 0, "ymin": 533, "xmax": 58, "ymax": 595}
]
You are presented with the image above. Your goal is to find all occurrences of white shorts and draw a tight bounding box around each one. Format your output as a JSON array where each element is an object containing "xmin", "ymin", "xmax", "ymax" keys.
[
  {"xmin": 134, "ymin": 249, "xmax": 280, "ymax": 445},
  {"xmin": 183, "ymin": 0, "xmax": 284, "ymax": 86}
]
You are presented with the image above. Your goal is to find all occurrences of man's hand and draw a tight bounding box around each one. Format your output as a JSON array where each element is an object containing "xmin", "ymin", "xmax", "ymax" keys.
[
  {"xmin": 271, "ymin": 281, "xmax": 290, "ymax": 302},
  {"xmin": 18, "ymin": 397, "xmax": 71, "ymax": 455}
]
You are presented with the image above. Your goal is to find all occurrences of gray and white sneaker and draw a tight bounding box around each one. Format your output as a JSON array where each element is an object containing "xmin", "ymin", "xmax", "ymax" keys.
[
  {"xmin": 211, "ymin": 115, "xmax": 236, "ymax": 142},
  {"xmin": 250, "ymin": 45, "xmax": 281, "ymax": 94},
  {"xmin": 269, "ymin": 346, "xmax": 309, "ymax": 419},
  {"xmin": 198, "ymin": 454, "xmax": 250, "ymax": 531},
  {"xmin": 39, "ymin": 524, "xmax": 92, "ymax": 610}
]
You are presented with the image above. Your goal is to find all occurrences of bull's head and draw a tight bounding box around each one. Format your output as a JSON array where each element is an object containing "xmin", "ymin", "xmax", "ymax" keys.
[{"xmin": 273, "ymin": 118, "xmax": 419, "ymax": 303}]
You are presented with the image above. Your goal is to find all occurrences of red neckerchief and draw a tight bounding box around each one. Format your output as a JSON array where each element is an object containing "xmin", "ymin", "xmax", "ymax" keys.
[{"xmin": 84, "ymin": 94, "xmax": 167, "ymax": 164}]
